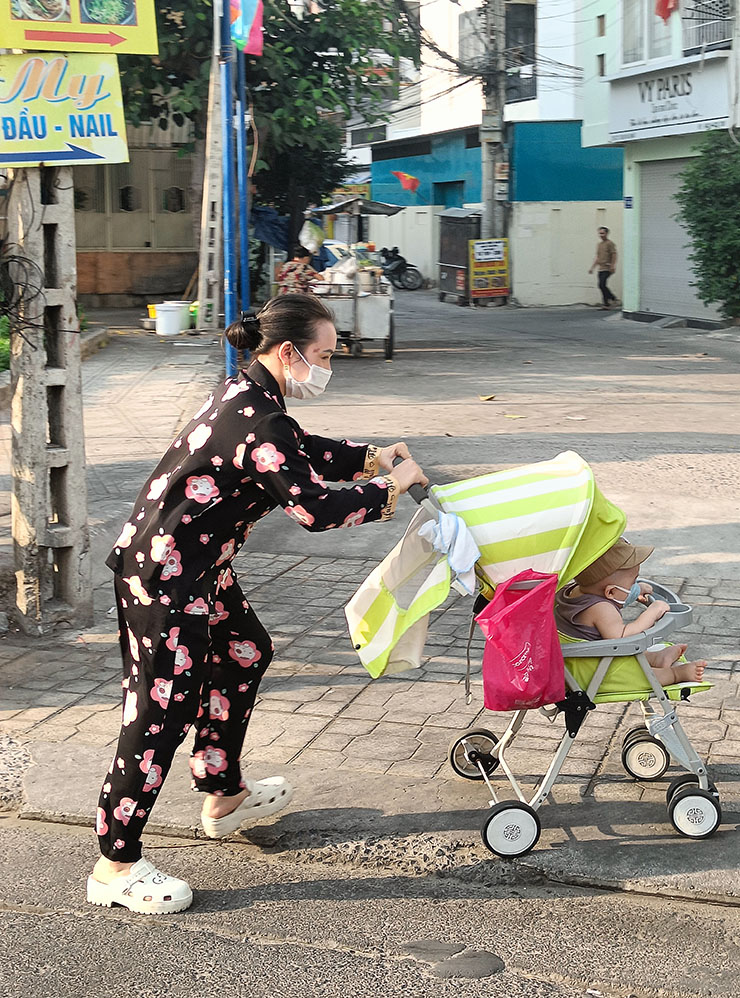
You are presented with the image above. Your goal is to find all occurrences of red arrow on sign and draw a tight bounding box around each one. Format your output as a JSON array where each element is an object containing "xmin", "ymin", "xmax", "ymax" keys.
[{"xmin": 24, "ymin": 28, "xmax": 126, "ymax": 46}]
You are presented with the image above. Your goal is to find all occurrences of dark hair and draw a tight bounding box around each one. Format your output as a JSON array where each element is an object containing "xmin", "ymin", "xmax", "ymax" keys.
[
  {"xmin": 599, "ymin": 226, "xmax": 609, "ymax": 234},
  {"xmin": 225, "ymin": 293, "xmax": 335, "ymax": 355},
  {"xmin": 293, "ymin": 245, "xmax": 312, "ymax": 259}
]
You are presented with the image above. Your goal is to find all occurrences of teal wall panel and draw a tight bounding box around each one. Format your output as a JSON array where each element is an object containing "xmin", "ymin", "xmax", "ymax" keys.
[
  {"xmin": 511, "ymin": 121, "xmax": 623, "ymax": 201},
  {"xmin": 371, "ymin": 129, "xmax": 482, "ymax": 205}
]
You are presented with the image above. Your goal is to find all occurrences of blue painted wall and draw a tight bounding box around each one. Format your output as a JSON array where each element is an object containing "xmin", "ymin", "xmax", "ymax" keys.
[
  {"xmin": 370, "ymin": 121, "xmax": 623, "ymax": 206},
  {"xmin": 371, "ymin": 130, "xmax": 482, "ymax": 206},
  {"xmin": 511, "ymin": 121, "xmax": 623, "ymax": 201}
]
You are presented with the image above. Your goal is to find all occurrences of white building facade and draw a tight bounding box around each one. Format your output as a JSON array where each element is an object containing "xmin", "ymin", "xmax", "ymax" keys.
[
  {"xmin": 344, "ymin": 0, "xmax": 625, "ymax": 306},
  {"xmin": 580, "ymin": 0, "xmax": 737, "ymax": 320}
]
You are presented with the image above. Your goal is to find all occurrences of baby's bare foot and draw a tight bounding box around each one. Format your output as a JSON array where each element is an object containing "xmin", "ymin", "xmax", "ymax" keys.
[
  {"xmin": 651, "ymin": 643, "xmax": 688, "ymax": 670},
  {"xmin": 672, "ymin": 660, "xmax": 707, "ymax": 684}
]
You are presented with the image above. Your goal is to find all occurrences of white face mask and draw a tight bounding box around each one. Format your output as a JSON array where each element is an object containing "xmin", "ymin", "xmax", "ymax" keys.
[{"xmin": 283, "ymin": 345, "xmax": 332, "ymax": 400}]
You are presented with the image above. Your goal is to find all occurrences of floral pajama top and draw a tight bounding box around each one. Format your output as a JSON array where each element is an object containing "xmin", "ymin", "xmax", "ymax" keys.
[{"xmin": 106, "ymin": 360, "xmax": 398, "ymax": 607}]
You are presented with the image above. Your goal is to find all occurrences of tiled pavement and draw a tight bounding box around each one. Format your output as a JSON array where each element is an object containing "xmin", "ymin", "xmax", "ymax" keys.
[
  {"xmin": 0, "ymin": 319, "xmax": 738, "ymax": 831},
  {"xmin": 1, "ymin": 553, "xmax": 739, "ymax": 809}
]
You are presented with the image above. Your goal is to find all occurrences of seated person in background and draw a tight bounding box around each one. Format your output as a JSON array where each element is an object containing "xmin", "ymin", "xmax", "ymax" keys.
[
  {"xmin": 277, "ymin": 245, "xmax": 324, "ymax": 295},
  {"xmin": 555, "ymin": 537, "xmax": 706, "ymax": 686}
]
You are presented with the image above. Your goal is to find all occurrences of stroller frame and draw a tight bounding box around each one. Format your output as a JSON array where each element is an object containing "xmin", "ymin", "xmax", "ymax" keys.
[
  {"xmin": 449, "ymin": 578, "xmax": 720, "ymax": 857},
  {"xmin": 401, "ymin": 478, "xmax": 721, "ymax": 859},
  {"xmin": 388, "ymin": 461, "xmax": 722, "ymax": 858}
]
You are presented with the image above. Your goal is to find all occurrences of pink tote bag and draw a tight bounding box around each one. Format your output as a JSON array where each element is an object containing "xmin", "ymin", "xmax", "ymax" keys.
[{"xmin": 475, "ymin": 570, "xmax": 566, "ymax": 711}]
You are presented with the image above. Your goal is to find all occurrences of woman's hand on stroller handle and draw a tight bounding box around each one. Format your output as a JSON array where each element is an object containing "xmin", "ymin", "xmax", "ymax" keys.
[
  {"xmin": 392, "ymin": 458, "xmax": 429, "ymax": 493},
  {"xmin": 377, "ymin": 442, "xmax": 411, "ymax": 472},
  {"xmin": 392, "ymin": 454, "xmax": 429, "ymax": 501}
]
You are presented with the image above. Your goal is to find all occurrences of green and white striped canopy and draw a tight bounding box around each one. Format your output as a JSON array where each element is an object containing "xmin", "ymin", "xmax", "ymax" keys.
[{"xmin": 431, "ymin": 451, "xmax": 626, "ymax": 589}]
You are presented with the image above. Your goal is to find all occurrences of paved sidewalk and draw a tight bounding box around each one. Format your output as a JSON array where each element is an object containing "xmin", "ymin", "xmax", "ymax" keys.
[{"xmin": 0, "ymin": 307, "xmax": 739, "ymax": 905}]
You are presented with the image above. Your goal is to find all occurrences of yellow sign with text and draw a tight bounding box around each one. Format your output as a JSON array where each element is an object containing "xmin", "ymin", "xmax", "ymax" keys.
[
  {"xmin": 0, "ymin": 53, "xmax": 129, "ymax": 167},
  {"xmin": 1, "ymin": 0, "xmax": 158, "ymax": 53},
  {"xmin": 468, "ymin": 239, "xmax": 510, "ymax": 299}
]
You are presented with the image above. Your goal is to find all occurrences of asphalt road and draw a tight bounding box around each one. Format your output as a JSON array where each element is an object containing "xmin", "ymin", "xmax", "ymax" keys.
[{"xmin": 1, "ymin": 817, "xmax": 739, "ymax": 998}]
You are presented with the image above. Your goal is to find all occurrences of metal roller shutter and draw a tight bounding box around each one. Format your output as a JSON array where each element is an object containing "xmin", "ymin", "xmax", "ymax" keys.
[{"xmin": 639, "ymin": 158, "xmax": 718, "ymax": 320}]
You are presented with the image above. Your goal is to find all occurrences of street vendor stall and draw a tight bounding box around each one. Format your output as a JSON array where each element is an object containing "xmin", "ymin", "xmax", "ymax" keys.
[{"xmin": 312, "ymin": 197, "xmax": 405, "ymax": 359}]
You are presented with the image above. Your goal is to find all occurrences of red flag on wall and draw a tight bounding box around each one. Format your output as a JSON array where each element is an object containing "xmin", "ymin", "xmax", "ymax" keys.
[
  {"xmin": 391, "ymin": 170, "xmax": 421, "ymax": 193},
  {"xmin": 655, "ymin": 0, "xmax": 679, "ymax": 23}
]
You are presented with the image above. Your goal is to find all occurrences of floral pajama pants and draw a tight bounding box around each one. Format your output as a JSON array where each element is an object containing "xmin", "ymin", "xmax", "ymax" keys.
[{"xmin": 96, "ymin": 571, "xmax": 273, "ymax": 862}]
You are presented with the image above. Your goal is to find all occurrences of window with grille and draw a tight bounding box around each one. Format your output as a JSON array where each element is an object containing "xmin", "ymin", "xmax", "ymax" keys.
[
  {"xmin": 351, "ymin": 124, "xmax": 388, "ymax": 147},
  {"xmin": 683, "ymin": 0, "xmax": 733, "ymax": 51}
]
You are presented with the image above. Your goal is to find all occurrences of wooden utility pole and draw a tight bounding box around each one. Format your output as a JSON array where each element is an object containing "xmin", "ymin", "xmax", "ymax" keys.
[
  {"xmin": 480, "ymin": 0, "xmax": 508, "ymax": 239},
  {"xmin": 195, "ymin": 44, "xmax": 224, "ymax": 334},
  {"xmin": 8, "ymin": 166, "xmax": 92, "ymax": 634}
]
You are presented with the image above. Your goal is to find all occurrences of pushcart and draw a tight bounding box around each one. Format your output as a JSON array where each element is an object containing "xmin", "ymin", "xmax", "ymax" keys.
[
  {"xmin": 313, "ymin": 197, "xmax": 403, "ymax": 359},
  {"xmin": 313, "ymin": 276, "xmax": 395, "ymax": 359}
]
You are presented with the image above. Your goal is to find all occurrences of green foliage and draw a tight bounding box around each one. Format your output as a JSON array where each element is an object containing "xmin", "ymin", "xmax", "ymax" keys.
[
  {"xmin": 675, "ymin": 131, "xmax": 740, "ymax": 320},
  {"xmin": 119, "ymin": 1, "xmax": 418, "ymax": 227},
  {"xmin": 0, "ymin": 316, "xmax": 9, "ymax": 373}
]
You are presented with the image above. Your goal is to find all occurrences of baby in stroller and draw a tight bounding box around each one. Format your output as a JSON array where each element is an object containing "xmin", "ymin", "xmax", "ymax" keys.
[{"xmin": 554, "ymin": 537, "xmax": 707, "ymax": 686}]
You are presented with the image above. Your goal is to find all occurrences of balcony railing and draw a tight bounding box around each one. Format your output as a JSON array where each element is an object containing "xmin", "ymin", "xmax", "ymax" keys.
[
  {"xmin": 683, "ymin": 0, "xmax": 734, "ymax": 52},
  {"xmin": 505, "ymin": 44, "xmax": 537, "ymax": 103}
]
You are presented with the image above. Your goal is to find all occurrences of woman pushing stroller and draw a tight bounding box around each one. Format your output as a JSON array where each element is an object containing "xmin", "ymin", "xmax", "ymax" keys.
[{"xmin": 87, "ymin": 293, "xmax": 428, "ymax": 914}]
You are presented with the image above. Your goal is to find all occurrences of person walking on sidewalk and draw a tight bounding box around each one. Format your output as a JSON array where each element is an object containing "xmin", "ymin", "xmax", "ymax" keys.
[
  {"xmin": 87, "ymin": 293, "xmax": 427, "ymax": 915},
  {"xmin": 588, "ymin": 226, "xmax": 619, "ymax": 309}
]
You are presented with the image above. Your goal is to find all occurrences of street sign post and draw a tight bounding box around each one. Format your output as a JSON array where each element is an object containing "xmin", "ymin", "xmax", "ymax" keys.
[
  {"xmin": 1, "ymin": 0, "xmax": 158, "ymax": 53},
  {"xmin": 0, "ymin": 52, "xmax": 128, "ymax": 167}
]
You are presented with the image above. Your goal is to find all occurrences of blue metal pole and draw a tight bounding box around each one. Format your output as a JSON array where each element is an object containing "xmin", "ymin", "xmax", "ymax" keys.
[
  {"xmin": 220, "ymin": 0, "xmax": 238, "ymax": 377},
  {"xmin": 236, "ymin": 48, "xmax": 251, "ymax": 339}
]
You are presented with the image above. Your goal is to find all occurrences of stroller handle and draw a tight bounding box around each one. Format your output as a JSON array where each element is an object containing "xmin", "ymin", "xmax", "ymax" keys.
[{"xmin": 393, "ymin": 456, "xmax": 430, "ymax": 505}]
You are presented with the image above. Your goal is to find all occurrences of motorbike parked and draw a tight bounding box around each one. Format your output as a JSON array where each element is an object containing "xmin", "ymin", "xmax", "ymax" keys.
[{"xmin": 379, "ymin": 247, "xmax": 424, "ymax": 291}]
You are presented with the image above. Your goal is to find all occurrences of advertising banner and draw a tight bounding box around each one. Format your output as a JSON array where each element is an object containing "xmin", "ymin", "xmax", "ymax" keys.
[
  {"xmin": 468, "ymin": 239, "xmax": 510, "ymax": 298},
  {"xmin": 0, "ymin": 52, "xmax": 128, "ymax": 167},
  {"xmin": 1, "ymin": 0, "xmax": 158, "ymax": 54}
]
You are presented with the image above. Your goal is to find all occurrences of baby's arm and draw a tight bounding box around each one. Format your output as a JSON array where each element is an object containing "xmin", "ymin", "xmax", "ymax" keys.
[{"xmin": 580, "ymin": 599, "xmax": 670, "ymax": 639}]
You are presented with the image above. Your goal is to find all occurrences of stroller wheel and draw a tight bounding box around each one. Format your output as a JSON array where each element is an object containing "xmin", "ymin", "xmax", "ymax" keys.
[
  {"xmin": 621, "ymin": 734, "xmax": 670, "ymax": 781},
  {"xmin": 666, "ymin": 774, "xmax": 718, "ymax": 805},
  {"xmin": 622, "ymin": 725, "xmax": 649, "ymax": 749},
  {"xmin": 481, "ymin": 802, "xmax": 541, "ymax": 858},
  {"xmin": 448, "ymin": 729, "xmax": 499, "ymax": 781},
  {"xmin": 668, "ymin": 788, "xmax": 722, "ymax": 839}
]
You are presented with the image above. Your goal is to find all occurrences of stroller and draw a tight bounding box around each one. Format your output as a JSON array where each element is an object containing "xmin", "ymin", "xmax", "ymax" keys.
[{"xmin": 374, "ymin": 452, "xmax": 720, "ymax": 858}]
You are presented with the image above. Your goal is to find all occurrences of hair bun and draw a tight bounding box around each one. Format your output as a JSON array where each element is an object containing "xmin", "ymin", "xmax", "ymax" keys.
[{"xmin": 225, "ymin": 310, "xmax": 262, "ymax": 351}]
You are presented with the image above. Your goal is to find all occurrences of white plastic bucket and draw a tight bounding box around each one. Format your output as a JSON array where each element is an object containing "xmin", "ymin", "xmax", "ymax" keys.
[{"xmin": 155, "ymin": 302, "xmax": 189, "ymax": 336}]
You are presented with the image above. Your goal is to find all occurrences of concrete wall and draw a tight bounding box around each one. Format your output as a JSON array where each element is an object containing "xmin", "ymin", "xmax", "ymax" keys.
[
  {"xmin": 371, "ymin": 128, "xmax": 482, "ymax": 207},
  {"xmin": 77, "ymin": 251, "xmax": 198, "ymax": 306},
  {"xmin": 579, "ymin": 0, "xmax": 617, "ymax": 149},
  {"xmin": 368, "ymin": 206, "xmax": 443, "ymax": 282},
  {"xmin": 511, "ymin": 121, "xmax": 623, "ymax": 201},
  {"xmin": 510, "ymin": 201, "xmax": 623, "ymax": 305},
  {"xmin": 417, "ymin": 0, "xmax": 484, "ymax": 134}
]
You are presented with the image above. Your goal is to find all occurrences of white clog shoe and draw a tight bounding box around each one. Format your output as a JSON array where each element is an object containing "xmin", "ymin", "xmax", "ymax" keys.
[
  {"xmin": 201, "ymin": 775, "xmax": 294, "ymax": 839},
  {"xmin": 86, "ymin": 858, "xmax": 193, "ymax": 915}
]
